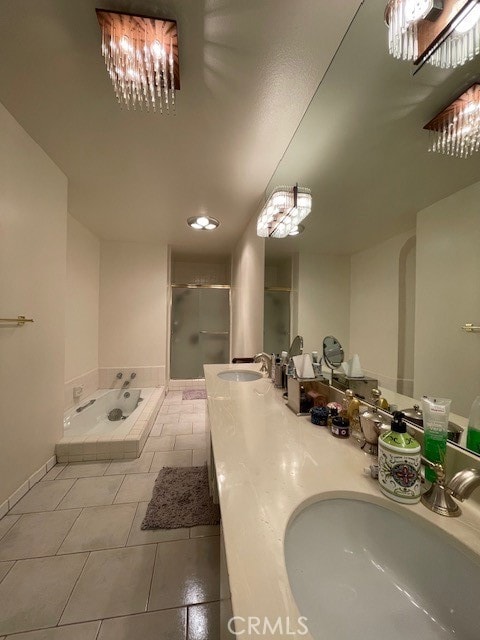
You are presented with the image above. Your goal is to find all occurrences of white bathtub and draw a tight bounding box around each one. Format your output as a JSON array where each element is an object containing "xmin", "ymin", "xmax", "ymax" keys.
[
  {"xmin": 64, "ymin": 388, "xmax": 154, "ymax": 438},
  {"xmin": 57, "ymin": 387, "xmax": 164, "ymax": 462}
]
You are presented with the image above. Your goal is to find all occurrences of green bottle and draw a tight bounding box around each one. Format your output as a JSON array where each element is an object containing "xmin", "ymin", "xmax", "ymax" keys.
[
  {"xmin": 466, "ymin": 395, "xmax": 480, "ymax": 455},
  {"xmin": 422, "ymin": 397, "xmax": 451, "ymax": 483}
]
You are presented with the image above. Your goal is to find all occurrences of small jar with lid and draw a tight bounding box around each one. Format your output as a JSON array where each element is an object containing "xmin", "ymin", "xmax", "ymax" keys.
[{"xmin": 331, "ymin": 416, "xmax": 350, "ymax": 438}]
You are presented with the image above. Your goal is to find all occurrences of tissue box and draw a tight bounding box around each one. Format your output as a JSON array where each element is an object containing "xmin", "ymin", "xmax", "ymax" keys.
[
  {"xmin": 287, "ymin": 378, "xmax": 329, "ymax": 416},
  {"xmin": 331, "ymin": 372, "xmax": 378, "ymax": 400}
]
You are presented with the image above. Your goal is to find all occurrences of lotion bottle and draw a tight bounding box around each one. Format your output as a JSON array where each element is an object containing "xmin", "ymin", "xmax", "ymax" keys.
[
  {"xmin": 378, "ymin": 411, "xmax": 421, "ymax": 504},
  {"xmin": 466, "ymin": 395, "xmax": 480, "ymax": 455}
]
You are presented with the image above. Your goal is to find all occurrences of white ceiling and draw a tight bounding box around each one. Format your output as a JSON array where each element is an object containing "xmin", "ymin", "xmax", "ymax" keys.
[
  {"xmin": 266, "ymin": 0, "xmax": 480, "ymax": 256},
  {"xmin": 0, "ymin": 0, "xmax": 362, "ymax": 254}
]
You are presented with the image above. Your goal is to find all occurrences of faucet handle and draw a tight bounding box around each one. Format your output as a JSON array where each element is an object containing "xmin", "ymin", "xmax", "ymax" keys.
[{"xmin": 420, "ymin": 457, "xmax": 461, "ymax": 517}]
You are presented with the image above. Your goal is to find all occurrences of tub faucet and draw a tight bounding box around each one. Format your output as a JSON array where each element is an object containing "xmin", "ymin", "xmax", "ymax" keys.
[
  {"xmin": 254, "ymin": 353, "xmax": 273, "ymax": 377},
  {"xmin": 121, "ymin": 380, "xmax": 130, "ymax": 389}
]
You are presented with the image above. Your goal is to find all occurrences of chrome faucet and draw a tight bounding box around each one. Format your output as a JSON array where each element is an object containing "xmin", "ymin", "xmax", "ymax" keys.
[
  {"xmin": 253, "ymin": 353, "xmax": 273, "ymax": 377},
  {"xmin": 421, "ymin": 458, "xmax": 480, "ymax": 517},
  {"xmin": 447, "ymin": 468, "xmax": 480, "ymax": 501}
]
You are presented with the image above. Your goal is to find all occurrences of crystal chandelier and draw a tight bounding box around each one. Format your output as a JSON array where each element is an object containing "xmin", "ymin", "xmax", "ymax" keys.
[
  {"xmin": 385, "ymin": 0, "xmax": 443, "ymax": 61},
  {"xmin": 425, "ymin": 84, "xmax": 480, "ymax": 157},
  {"xmin": 257, "ymin": 185, "xmax": 312, "ymax": 238},
  {"xmin": 385, "ymin": 0, "xmax": 480, "ymax": 68},
  {"xmin": 96, "ymin": 10, "xmax": 179, "ymax": 113},
  {"xmin": 429, "ymin": 2, "xmax": 480, "ymax": 67}
]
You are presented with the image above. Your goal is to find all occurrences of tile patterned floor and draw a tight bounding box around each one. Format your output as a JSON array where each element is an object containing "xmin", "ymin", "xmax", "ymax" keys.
[{"xmin": 0, "ymin": 392, "xmax": 225, "ymax": 640}]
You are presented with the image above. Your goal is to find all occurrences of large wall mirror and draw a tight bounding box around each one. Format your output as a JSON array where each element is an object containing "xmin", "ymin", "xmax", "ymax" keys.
[{"xmin": 263, "ymin": 0, "xmax": 480, "ymax": 457}]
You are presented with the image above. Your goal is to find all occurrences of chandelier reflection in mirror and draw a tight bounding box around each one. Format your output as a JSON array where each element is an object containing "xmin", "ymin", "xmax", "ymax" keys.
[
  {"xmin": 256, "ymin": 185, "xmax": 312, "ymax": 238},
  {"xmin": 425, "ymin": 84, "xmax": 480, "ymax": 157},
  {"xmin": 385, "ymin": 0, "xmax": 480, "ymax": 68},
  {"xmin": 96, "ymin": 9, "xmax": 180, "ymax": 113}
]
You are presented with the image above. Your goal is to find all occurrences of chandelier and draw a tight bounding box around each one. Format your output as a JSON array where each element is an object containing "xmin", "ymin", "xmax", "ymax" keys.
[
  {"xmin": 96, "ymin": 10, "xmax": 180, "ymax": 113},
  {"xmin": 385, "ymin": 0, "xmax": 480, "ymax": 68},
  {"xmin": 425, "ymin": 84, "xmax": 480, "ymax": 157},
  {"xmin": 257, "ymin": 185, "xmax": 312, "ymax": 238}
]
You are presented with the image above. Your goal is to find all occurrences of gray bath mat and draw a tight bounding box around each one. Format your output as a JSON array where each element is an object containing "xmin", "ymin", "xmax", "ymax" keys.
[
  {"xmin": 142, "ymin": 466, "xmax": 220, "ymax": 529},
  {"xmin": 182, "ymin": 389, "xmax": 207, "ymax": 400}
]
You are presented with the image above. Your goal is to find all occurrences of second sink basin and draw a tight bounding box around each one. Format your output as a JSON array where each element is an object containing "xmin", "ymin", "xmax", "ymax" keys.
[
  {"xmin": 217, "ymin": 369, "xmax": 262, "ymax": 382},
  {"xmin": 285, "ymin": 497, "xmax": 479, "ymax": 640}
]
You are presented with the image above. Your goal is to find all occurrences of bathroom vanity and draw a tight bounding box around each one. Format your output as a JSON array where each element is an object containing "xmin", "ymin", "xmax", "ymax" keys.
[{"xmin": 204, "ymin": 363, "xmax": 480, "ymax": 640}]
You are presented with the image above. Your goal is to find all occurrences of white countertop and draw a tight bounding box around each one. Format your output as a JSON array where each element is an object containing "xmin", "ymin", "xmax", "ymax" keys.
[{"xmin": 205, "ymin": 364, "xmax": 480, "ymax": 640}]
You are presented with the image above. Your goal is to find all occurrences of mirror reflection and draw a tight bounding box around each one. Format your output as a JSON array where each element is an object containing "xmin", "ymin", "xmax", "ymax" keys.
[{"xmin": 263, "ymin": 0, "xmax": 480, "ymax": 457}]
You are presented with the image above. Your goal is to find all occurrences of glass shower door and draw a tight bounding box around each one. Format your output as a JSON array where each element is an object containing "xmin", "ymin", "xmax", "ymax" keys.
[
  {"xmin": 170, "ymin": 287, "xmax": 230, "ymax": 379},
  {"xmin": 264, "ymin": 290, "xmax": 291, "ymax": 355}
]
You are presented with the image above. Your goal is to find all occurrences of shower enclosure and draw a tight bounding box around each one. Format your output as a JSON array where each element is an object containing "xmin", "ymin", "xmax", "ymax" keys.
[
  {"xmin": 170, "ymin": 286, "xmax": 230, "ymax": 379},
  {"xmin": 264, "ymin": 289, "xmax": 291, "ymax": 355}
]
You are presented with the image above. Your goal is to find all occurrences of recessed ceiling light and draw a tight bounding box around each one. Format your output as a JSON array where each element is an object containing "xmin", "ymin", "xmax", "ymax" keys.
[{"xmin": 187, "ymin": 216, "xmax": 220, "ymax": 231}]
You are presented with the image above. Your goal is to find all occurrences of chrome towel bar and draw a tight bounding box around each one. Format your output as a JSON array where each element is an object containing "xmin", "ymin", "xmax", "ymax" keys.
[
  {"xmin": 462, "ymin": 323, "xmax": 480, "ymax": 333},
  {"xmin": 0, "ymin": 316, "xmax": 34, "ymax": 326}
]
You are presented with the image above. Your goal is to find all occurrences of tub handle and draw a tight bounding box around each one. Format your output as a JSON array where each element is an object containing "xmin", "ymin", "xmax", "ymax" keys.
[{"xmin": 76, "ymin": 399, "xmax": 96, "ymax": 413}]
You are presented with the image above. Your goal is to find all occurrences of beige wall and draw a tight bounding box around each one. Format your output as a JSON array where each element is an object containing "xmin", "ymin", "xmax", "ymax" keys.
[
  {"xmin": 65, "ymin": 214, "xmax": 100, "ymax": 382},
  {"xmin": 99, "ymin": 241, "xmax": 168, "ymax": 383},
  {"xmin": 415, "ymin": 182, "xmax": 480, "ymax": 417},
  {"xmin": 349, "ymin": 229, "xmax": 415, "ymax": 391},
  {"xmin": 0, "ymin": 103, "xmax": 67, "ymax": 505},
  {"xmin": 231, "ymin": 216, "xmax": 265, "ymax": 358},
  {"xmin": 297, "ymin": 252, "xmax": 350, "ymax": 356}
]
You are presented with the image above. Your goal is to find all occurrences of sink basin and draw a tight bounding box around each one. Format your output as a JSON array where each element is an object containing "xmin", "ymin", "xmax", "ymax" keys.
[
  {"xmin": 285, "ymin": 498, "xmax": 479, "ymax": 640},
  {"xmin": 217, "ymin": 370, "xmax": 262, "ymax": 382}
]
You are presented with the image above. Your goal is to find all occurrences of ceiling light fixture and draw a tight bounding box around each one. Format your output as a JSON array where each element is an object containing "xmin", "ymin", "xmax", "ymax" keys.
[
  {"xmin": 288, "ymin": 224, "xmax": 305, "ymax": 236},
  {"xmin": 256, "ymin": 185, "xmax": 312, "ymax": 239},
  {"xmin": 424, "ymin": 83, "xmax": 480, "ymax": 157},
  {"xmin": 385, "ymin": 0, "xmax": 480, "ymax": 68},
  {"xmin": 187, "ymin": 216, "xmax": 220, "ymax": 231},
  {"xmin": 385, "ymin": 0, "xmax": 443, "ymax": 61},
  {"xmin": 96, "ymin": 9, "xmax": 180, "ymax": 113}
]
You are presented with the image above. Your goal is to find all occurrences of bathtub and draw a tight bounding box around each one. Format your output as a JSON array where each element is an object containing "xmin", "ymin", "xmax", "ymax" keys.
[
  {"xmin": 57, "ymin": 386, "xmax": 165, "ymax": 462},
  {"xmin": 64, "ymin": 388, "xmax": 153, "ymax": 438}
]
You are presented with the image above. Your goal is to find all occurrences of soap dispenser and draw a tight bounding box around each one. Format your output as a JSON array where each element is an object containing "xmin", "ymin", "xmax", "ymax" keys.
[{"xmin": 378, "ymin": 411, "xmax": 421, "ymax": 504}]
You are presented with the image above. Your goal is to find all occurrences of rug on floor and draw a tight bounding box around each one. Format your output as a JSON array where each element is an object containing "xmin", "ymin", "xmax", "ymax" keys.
[
  {"xmin": 142, "ymin": 465, "xmax": 220, "ymax": 529},
  {"xmin": 183, "ymin": 389, "xmax": 207, "ymax": 400}
]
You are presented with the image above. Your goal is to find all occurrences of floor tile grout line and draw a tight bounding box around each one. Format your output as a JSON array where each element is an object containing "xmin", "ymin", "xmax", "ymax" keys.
[
  {"xmin": 52, "ymin": 507, "xmax": 84, "ymax": 556},
  {"xmin": 0, "ymin": 558, "xmax": 16, "ymax": 586},
  {"xmin": 124, "ymin": 501, "xmax": 140, "ymax": 547},
  {"xmin": 3, "ymin": 604, "xmax": 199, "ymax": 638},
  {"xmin": 93, "ymin": 619, "xmax": 102, "ymax": 640},
  {"xmin": 110, "ymin": 474, "xmax": 127, "ymax": 505},
  {"xmin": 53, "ymin": 478, "xmax": 79, "ymax": 511},
  {"xmin": 145, "ymin": 543, "xmax": 159, "ymax": 613},
  {"xmin": 55, "ymin": 550, "xmax": 90, "ymax": 627},
  {"xmin": 0, "ymin": 515, "xmax": 22, "ymax": 544}
]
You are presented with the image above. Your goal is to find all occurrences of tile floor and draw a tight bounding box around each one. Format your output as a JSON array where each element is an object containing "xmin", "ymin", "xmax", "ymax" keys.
[{"xmin": 0, "ymin": 392, "xmax": 225, "ymax": 640}]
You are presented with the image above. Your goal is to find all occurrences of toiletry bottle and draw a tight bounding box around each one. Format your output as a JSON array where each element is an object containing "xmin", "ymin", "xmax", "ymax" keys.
[
  {"xmin": 466, "ymin": 395, "xmax": 480, "ymax": 454},
  {"xmin": 345, "ymin": 389, "xmax": 362, "ymax": 440},
  {"xmin": 378, "ymin": 412, "xmax": 421, "ymax": 504},
  {"xmin": 422, "ymin": 397, "xmax": 451, "ymax": 483}
]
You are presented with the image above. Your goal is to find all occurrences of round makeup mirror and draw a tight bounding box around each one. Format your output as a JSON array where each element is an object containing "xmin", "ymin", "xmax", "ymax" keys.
[{"xmin": 323, "ymin": 336, "xmax": 344, "ymax": 369}]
